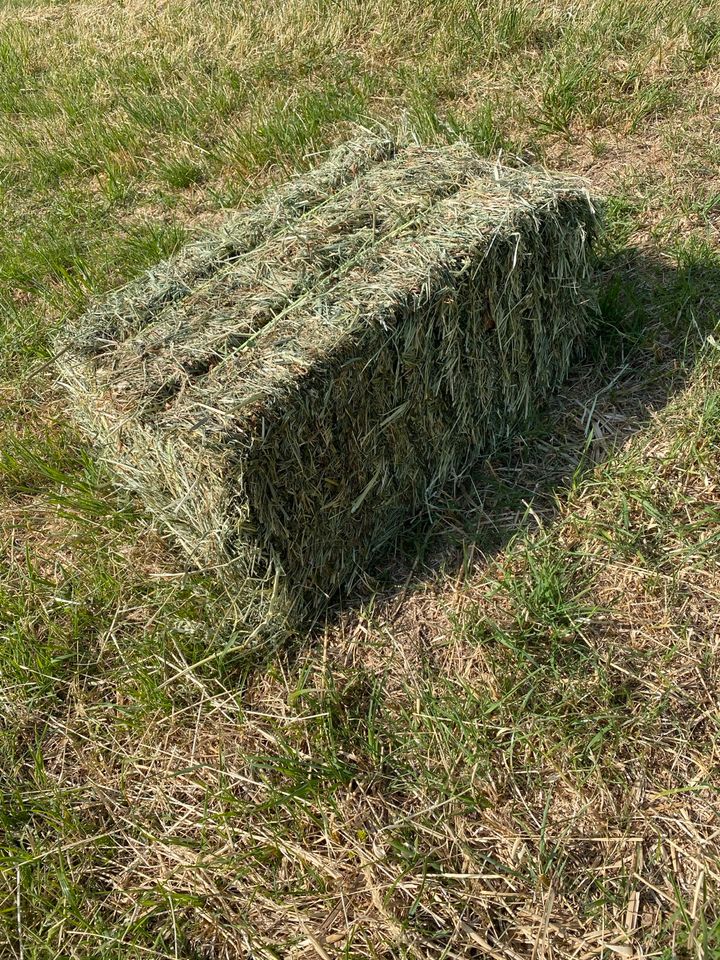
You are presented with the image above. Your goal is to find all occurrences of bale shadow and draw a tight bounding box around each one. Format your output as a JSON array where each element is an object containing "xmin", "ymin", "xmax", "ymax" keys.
[{"xmin": 312, "ymin": 243, "xmax": 720, "ymax": 633}]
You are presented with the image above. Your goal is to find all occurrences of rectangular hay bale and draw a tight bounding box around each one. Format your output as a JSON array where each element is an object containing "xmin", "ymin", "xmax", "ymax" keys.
[{"xmin": 58, "ymin": 136, "xmax": 600, "ymax": 628}]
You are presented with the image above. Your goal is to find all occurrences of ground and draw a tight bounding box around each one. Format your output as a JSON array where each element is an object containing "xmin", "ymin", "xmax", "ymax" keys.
[{"xmin": 1, "ymin": 1, "xmax": 720, "ymax": 957}]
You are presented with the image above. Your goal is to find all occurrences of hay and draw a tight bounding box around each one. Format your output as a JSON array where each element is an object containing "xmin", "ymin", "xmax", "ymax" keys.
[
  {"xmin": 63, "ymin": 134, "xmax": 397, "ymax": 358},
  {"xmin": 58, "ymin": 135, "xmax": 601, "ymax": 631}
]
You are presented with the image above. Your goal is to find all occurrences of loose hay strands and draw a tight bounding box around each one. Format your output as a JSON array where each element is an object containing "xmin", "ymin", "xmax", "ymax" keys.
[{"xmin": 57, "ymin": 137, "xmax": 601, "ymax": 636}]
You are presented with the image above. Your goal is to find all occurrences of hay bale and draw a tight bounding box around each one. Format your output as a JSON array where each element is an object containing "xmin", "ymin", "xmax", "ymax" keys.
[{"xmin": 58, "ymin": 135, "xmax": 601, "ymax": 628}]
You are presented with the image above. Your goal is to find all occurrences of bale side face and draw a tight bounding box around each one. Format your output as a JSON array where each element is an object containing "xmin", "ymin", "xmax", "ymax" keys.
[{"xmin": 58, "ymin": 139, "xmax": 600, "ymax": 621}]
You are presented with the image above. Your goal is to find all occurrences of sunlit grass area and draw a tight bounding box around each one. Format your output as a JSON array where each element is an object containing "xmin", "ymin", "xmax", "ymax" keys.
[{"xmin": 1, "ymin": 1, "xmax": 720, "ymax": 957}]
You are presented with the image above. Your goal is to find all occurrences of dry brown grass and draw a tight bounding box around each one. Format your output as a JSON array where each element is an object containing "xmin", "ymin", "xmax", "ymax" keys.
[{"xmin": 25, "ymin": 360, "xmax": 720, "ymax": 957}]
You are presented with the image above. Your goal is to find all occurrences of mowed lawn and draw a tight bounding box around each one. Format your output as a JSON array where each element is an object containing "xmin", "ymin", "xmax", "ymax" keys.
[{"xmin": 1, "ymin": 1, "xmax": 720, "ymax": 957}]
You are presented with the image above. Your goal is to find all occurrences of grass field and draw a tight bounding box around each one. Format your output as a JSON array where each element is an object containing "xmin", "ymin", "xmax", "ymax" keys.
[{"xmin": 1, "ymin": 1, "xmax": 720, "ymax": 957}]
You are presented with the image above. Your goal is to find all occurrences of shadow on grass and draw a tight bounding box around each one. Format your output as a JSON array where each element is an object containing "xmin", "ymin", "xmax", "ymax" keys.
[{"xmin": 298, "ymin": 242, "xmax": 720, "ymax": 639}]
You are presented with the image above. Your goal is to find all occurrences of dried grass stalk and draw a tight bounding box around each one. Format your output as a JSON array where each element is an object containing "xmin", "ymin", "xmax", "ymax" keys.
[{"xmin": 58, "ymin": 135, "xmax": 601, "ymax": 631}]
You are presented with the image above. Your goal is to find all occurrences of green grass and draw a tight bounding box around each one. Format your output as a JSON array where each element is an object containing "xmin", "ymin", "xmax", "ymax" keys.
[{"xmin": 1, "ymin": 0, "xmax": 720, "ymax": 957}]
